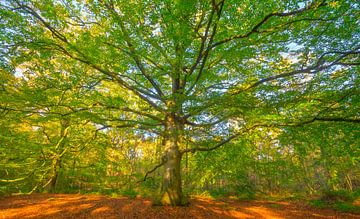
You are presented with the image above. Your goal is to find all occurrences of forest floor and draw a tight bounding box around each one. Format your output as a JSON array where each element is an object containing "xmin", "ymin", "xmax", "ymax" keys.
[{"xmin": 0, "ymin": 193, "xmax": 359, "ymax": 219}]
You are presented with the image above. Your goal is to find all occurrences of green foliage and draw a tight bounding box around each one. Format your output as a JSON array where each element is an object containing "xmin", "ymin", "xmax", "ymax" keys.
[
  {"xmin": 309, "ymin": 199, "xmax": 327, "ymax": 208},
  {"xmin": 321, "ymin": 190, "xmax": 356, "ymax": 203},
  {"xmin": 310, "ymin": 199, "xmax": 360, "ymax": 214},
  {"xmin": 310, "ymin": 190, "xmax": 360, "ymax": 214},
  {"xmin": 333, "ymin": 202, "xmax": 360, "ymax": 214},
  {"xmin": 121, "ymin": 188, "xmax": 138, "ymax": 199},
  {"xmin": 0, "ymin": 0, "xmax": 359, "ymax": 206}
]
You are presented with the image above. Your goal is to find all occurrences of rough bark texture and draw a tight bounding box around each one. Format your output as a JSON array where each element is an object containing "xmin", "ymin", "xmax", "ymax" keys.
[
  {"xmin": 161, "ymin": 147, "xmax": 182, "ymax": 205},
  {"xmin": 161, "ymin": 116, "xmax": 183, "ymax": 206}
]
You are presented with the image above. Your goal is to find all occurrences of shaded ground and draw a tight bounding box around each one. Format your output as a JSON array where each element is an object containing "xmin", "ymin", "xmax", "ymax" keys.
[{"xmin": 0, "ymin": 193, "xmax": 359, "ymax": 218}]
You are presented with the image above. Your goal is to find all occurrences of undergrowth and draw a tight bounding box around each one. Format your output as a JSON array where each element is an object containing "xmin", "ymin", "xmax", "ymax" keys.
[{"xmin": 310, "ymin": 190, "xmax": 360, "ymax": 214}]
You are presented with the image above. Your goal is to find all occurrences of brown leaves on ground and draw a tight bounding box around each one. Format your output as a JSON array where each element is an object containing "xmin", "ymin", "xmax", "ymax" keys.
[{"xmin": 0, "ymin": 193, "xmax": 359, "ymax": 219}]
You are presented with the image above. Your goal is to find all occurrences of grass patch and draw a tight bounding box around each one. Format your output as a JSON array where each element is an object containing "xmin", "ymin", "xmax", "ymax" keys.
[
  {"xmin": 310, "ymin": 190, "xmax": 360, "ymax": 214},
  {"xmin": 334, "ymin": 202, "xmax": 360, "ymax": 214},
  {"xmin": 121, "ymin": 188, "xmax": 138, "ymax": 199},
  {"xmin": 268, "ymin": 203, "xmax": 282, "ymax": 209},
  {"xmin": 309, "ymin": 199, "xmax": 327, "ymax": 208}
]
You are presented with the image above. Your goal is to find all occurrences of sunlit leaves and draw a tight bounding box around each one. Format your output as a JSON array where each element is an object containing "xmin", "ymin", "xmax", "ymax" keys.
[{"xmin": 0, "ymin": 0, "xmax": 359, "ymax": 199}]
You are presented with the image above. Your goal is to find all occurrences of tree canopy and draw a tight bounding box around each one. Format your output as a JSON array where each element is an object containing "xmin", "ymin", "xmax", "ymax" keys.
[{"xmin": 0, "ymin": 0, "xmax": 359, "ymax": 206}]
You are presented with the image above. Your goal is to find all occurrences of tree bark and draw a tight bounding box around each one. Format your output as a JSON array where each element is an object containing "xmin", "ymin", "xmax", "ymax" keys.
[
  {"xmin": 161, "ymin": 116, "xmax": 183, "ymax": 206},
  {"xmin": 46, "ymin": 120, "xmax": 68, "ymax": 193},
  {"xmin": 46, "ymin": 158, "xmax": 60, "ymax": 192}
]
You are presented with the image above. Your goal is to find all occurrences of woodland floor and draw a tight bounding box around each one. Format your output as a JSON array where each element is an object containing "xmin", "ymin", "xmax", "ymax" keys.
[{"xmin": 0, "ymin": 193, "xmax": 359, "ymax": 219}]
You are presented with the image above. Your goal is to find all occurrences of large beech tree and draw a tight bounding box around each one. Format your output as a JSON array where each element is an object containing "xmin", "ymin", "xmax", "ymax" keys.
[{"xmin": 1, "ymin": 0, "xmax": 359, "ymax": 205}]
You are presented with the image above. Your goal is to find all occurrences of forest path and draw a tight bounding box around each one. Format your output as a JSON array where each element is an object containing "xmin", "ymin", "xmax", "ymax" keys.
[{"xmin": 0, "ymin": 193, "xmax": 359, "ymax": 218}]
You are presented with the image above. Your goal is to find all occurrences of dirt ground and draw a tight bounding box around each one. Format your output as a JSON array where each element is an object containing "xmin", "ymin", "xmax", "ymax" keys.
[{"xmin": 0, "ymin": 193, "xmax": 359, "ymax": 219}]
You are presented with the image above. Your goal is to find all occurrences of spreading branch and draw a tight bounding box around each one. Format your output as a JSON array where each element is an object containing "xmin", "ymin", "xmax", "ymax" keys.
[
  {"xmin": 137, "ymin": 156, "xmax": 167, "ymax": 183},
  {"xmin": 237, "ymin": 46, "xmax": 360, "ymax": 93},
  {"xmin": 13, "ymin": 1, "xmax": 166, "ymax": 113},
  {"xmin": 181, "ymin": 115, "xmax": 359, "ymax": 154},
  {"xmin": 211, "ymin": 0, "xmax": 326, "ymax": 48},
  {"xmin": 186, "ymin": 0, "xmax": 225, "ymax": 94},
  {"xmin": 104, "ymin": 2, "xmax": 165, "ymax": 98}
]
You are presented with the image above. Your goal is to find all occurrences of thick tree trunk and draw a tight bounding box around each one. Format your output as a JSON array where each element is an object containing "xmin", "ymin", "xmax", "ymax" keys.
[
  {"xmin": 161, "ymin": 116, "xmax": 183, "ymax": 206},
  {"xmin": 161, "ymin": 145, "xmax": 182, "ymax": 205}
]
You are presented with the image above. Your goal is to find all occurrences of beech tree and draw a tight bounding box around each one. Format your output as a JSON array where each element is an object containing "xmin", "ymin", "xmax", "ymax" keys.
[{"xmin": 1, "ymin": 0, "xmax": 359, "ymax": 205}]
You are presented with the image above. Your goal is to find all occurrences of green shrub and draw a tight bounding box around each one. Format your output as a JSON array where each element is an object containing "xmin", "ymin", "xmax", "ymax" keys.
[
  {"xmin": 321, "ymin": 190, "xmax": 354, "ymax": 203},
  {"xmin": 352, "ymin": 189, "xmax": 360, "ymax": 199},
  {"xmin": 122, "ymin": 188, "xmax": 138, "ymax": 199},
  {"xmin": 100, "ymin": 188, "xmax": 119, "ymax": 195},
  {"xmin": 334, "ymin": 202, "xmax": 360, "ymax": 214},
  {"xmin": 209, "ymin": 188, "xmax": 228, "ymax": 198},
  {"xmin": 310, "ymin": 190, "xmax": 360, "ymax": 214},
  {"xmin": 309, "ymin": 200, "xmax": 327, "ymax": 208}
]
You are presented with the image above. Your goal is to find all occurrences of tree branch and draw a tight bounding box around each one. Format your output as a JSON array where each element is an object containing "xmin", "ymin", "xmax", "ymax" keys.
[
  {"xmin": 181, "ymin": 114, "xmax": 359, "ymax": 154},
  {"xmin": 137, "ymin": 156, "xmax": 166, "ymax": 183},
  {"xmin": 14, "ymin": 2, "xmax": 166, "ymax": 113},
  {"xmin": 237, "ymin": 47, "xmax": 360, "ymax": 93},
  {"xmin": 186, "ymin": 0, "xmax": 225, "ymax": 94},
  {"xmin": 104, "ymin": 2, "xmax": 165, "ymax": 98},
  {"xmin": 211, "ymin": 0, "xmax": 326, "ymax": 48}
]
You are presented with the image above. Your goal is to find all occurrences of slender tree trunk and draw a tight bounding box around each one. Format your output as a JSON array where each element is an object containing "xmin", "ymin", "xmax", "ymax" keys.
[
  {"xmin": 161, "ymin": 116, "xmax": 183, "ymax": 206},
  {"xmin": 47, "ymin": 120, "xmax": 68, "ymax": 193},
  {"xmin": 49, "ymin": 172, "xmax": 58, "ymax": 192},
  {"xmin": 46, "ymin": 158, "xmax": 60, "ymax": 192}
]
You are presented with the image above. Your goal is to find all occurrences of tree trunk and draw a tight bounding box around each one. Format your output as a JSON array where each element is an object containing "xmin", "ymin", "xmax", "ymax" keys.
[
  {"xmin": 48, "ymin": 170, "xmax": 58, "ymax": 192},
  {"xmin": 46, "ymin": 120, "xmax": 68, "ymax": 193},
  {"xmin": 161, "ymin": 116, "xmax": 183, "ymax": 206},
  {"xmin": 161, "ymin": 145, "xmax": 182, "ymax": 205},
  {"xmin": 46, "ymin": 158, "xmax": 60, "ymax": 192}
]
